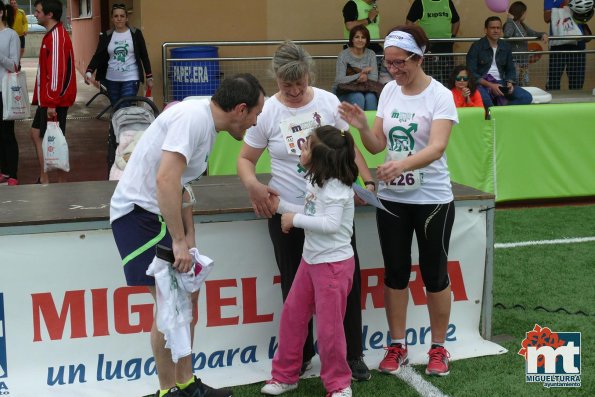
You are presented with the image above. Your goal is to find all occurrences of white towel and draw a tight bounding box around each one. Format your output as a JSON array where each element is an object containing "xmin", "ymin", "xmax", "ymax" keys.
[{"xmin": 146, "ymin": 248, "xmax": 214, "ymax": 362}]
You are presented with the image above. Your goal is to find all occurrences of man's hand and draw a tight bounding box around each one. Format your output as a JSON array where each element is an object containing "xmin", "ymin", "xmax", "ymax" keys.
[
  {"xmin": 488, "ymin": 82, "xmax": 505, "ymax": 97},
  {"xmin": 172, "ymin": 239, "xmax": 193, "ymax": 273},
  {"xmin": 47, "ymin": 107, "xmax": 57, "ymax": 118}
]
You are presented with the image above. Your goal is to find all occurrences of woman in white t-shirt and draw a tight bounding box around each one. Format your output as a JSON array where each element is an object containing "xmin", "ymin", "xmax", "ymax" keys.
[
  {"xmin": 84, "ymin": 3, "xmax": 152, "ymax": 110},
  {"xmin": 237, "ymin": 41, "xmax": 374, "ymax": 382},
  {"xmin": 340, "ymin": 25, "xmax": 459, "ymax": 377}
]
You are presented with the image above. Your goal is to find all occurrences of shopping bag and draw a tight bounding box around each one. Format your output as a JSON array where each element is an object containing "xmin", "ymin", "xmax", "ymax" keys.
[
  {"xmin": 42, "ymin": 121, "xmax": 70, "ymax": 172},
  {"xmin": 2, "ymin": 69, "xmax": 31, "ymax": 120},
  {"xmin": 550, "ymin": 6, "xmax": 583, "ymax": 46},
  {"xmin": 141, "ymin": 86, "xmax": 154, "ymax": 113}
]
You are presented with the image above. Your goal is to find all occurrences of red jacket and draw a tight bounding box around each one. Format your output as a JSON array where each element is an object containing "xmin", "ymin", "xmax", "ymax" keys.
[{"xmin": 33, "ymin": 22, "xmax": 77, "ymax": 108}]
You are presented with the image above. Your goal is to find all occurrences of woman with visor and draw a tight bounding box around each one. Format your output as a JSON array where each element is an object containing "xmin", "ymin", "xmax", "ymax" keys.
[{"xmin": 339, "ymin": 25, "xmax": 458, "ymax": 377}]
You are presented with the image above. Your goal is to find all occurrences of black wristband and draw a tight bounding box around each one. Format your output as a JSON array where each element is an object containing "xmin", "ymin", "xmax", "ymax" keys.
[
  {"xmin": 364, "ymin": 180, "xmax": 376, "ymax": 188},
  {"xmin": 366, "ymin": 18, "xmax": 372, "ymax": 24}
]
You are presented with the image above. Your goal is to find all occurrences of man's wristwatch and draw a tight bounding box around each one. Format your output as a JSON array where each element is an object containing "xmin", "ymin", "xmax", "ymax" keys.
[{"xmin": 366, "ymin": 18, "xmax": 372, "ymax": 24}]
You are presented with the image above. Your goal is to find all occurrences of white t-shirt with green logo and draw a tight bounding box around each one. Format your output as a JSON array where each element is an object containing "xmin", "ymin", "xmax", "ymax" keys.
[
  {"xmin": 106, "ymin": 29, "xmax": 139, "ymax": 81},
  {"xmin": 376, "ymin": 78, "xmax": 458, "ymax": 204},
  {"xmin": 244, "ymin": 88, "xmax": 349, "ymax": 205}
]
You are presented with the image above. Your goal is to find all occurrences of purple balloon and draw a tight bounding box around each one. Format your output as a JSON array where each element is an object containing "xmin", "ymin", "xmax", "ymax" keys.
[{"xmin": 485, "ymin": 0, "xmax": 509, "ymax": 13}]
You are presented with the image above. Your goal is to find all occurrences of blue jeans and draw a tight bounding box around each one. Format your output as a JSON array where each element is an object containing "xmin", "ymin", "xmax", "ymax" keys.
[
  {"xmin": 338, "ymin": 92, "xmax": 378, "ymax": 111},
  {"xmin": 478, "ymin": 81, "xmax": 532, "ymax": 107},
  {"xmin": 104, "ymin": 79, "xmax": 140, "ymax": 110}
]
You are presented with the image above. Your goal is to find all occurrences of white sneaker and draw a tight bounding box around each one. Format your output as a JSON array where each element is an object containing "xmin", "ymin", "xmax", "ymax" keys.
[
  {"xmin": 330, "ymin": 386, "xmax": 352, "ymax": 397},
  {"xmin": 261, "ymin": 379, "xmax": 298, "ymax": 395}
]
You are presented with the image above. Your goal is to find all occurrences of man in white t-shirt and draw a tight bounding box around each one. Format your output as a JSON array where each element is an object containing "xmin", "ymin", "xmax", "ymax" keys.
[{"xmin": 110, "ymin": 74, "xmax": 265, "ymax": 397}]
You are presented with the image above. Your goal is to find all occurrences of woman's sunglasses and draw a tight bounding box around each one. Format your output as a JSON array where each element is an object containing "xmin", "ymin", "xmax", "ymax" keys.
[
  {"xmin": 112, "ymin": 3, "xmax": 126, "ymax": 10},
  {"xmin": 455, "ymin": 76, "xmax": 469, "ymax": 81}
]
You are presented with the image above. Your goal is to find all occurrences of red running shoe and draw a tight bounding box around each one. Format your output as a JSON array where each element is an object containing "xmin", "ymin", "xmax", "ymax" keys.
[
  {"xmin": 426, "ymin": 345, "xmax": 450, "ymax": 376},
  {"xmin": 378, "ymin": 343, "xmax": 408, "ymax": 374}
]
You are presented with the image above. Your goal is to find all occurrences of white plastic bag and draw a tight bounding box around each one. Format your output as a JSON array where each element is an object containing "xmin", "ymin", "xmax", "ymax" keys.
[
  {"xmin": 2, "ymin": 70, "xmax": 31, "ymax": 120},
  {"xmin": 550, "ymin": 6, "xmax": 583, "ymax": 46},
  {"xmin": 42, "ymin": 121, "xmax": 70, "ymax": 172}
]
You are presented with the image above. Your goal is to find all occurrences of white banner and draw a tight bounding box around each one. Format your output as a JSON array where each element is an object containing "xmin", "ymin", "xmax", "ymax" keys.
[{"xmin": 0, "ymin": 206, "xmax": 505, "ymax": 396}]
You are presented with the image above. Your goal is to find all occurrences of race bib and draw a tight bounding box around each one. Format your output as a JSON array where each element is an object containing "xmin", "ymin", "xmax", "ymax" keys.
[
  {"xmin": 383, "ymin": 150, "xmax": 421, "ymax": 192},
  {"xmin": 279, "ymin": 112, "xmax": 325, "ymax": 155}
]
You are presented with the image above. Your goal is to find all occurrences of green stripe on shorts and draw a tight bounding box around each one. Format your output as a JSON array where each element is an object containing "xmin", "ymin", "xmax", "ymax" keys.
[{"xmin": 121, "ymin": 215, "xmax": 167, "ymax": 266}]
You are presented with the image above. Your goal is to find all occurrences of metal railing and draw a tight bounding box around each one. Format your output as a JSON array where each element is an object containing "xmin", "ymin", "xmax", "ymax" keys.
[{"xmin": 162, "ymin": 36, "xmax": 595, "ymax": 103}]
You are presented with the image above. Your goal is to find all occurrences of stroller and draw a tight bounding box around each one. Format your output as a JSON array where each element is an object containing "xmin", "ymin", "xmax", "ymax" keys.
[{"xmin": 98, "ymin": 96, "xmax": 160, "ymax": 180}]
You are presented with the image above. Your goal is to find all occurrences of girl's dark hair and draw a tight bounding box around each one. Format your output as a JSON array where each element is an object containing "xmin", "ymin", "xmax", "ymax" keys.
[
  {"xmin": 1, "ymin": 3, "xmax": 15, "ymax": 29},
  {"xmin": 447, "ymin": 64, "xmax": 478, "ymax": 94},
  {"xmin": 508, "ymin": 1, "xmax": 527, "ymax": 22},
  {"xmin": 348, "ymin": 25, "xmax": 370, "ymax": 47},
  {"xmin": 385, "ymin": 24, "xmax": 430, "ymax": 61},
  {"xmin": 305, "ymin": 126, "xmax": 358, "ymax": 188}
]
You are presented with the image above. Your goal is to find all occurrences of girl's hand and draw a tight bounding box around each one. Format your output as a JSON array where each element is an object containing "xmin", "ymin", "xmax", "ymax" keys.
[
  {"xmin": 462, "ymin": 87, "xmax": 471, "ymax": 98},
  {"xmin": 361, "ymin": 66, "xmax": 372, "ymax": 74},
  {"xmin": 281, "ymin": 213, "xmax": 295, "ymax": 233},
  {"xmin": 357, "ymin": 73, "xmax": 368, "ymax": 83},
  {"xmin": 338, "ymin": 102, "xmax": 367, "ymax": 129}
]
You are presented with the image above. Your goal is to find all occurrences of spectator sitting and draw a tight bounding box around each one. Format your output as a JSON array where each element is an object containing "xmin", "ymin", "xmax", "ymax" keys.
[
  {"xmin": 466, "ymin": 16, "xmax": 532, "ymax": 107},
  {"xmin": 334, "ymin": 26, "xmax": 380, "ymax": 110},
  {"xmin": 447, "ymin": 65, "xmax": 484, "ymax": 108},
  {"xmin": 503, "ymin": 1, "xmax": 548, "ymax": 86}
]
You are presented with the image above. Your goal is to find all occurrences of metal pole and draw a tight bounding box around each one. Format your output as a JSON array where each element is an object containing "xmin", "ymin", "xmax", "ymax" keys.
[{"xmin": 481, "ymin": 204, "xmax": 495, "ymax": 340}]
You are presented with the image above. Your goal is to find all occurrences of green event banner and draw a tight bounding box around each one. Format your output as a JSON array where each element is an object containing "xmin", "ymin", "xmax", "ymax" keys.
[
  {"xmin": 491, "ymin": 103, "xmax": 595, "ymax": 202},
  {"xmin": 446, "ymin": 107, "xmax": 494, "ymax": 195}
]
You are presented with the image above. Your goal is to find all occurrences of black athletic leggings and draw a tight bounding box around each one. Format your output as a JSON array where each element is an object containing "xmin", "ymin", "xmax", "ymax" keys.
[{"xmin": 376, "ymin": 200, "xmax": 455, "ymax": 293}]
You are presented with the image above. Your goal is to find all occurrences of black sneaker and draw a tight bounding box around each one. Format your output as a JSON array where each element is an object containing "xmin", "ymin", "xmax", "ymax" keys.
[
  {"xmin": 181, "ymin": 376, "xmax": 233, "ymax": 397},
  {"xmin": 349, "ymin": 356, "xmax": 371, "ymax": 381},
  {"xmin": 299, "ymin": 360, "xmax": 312, "ymax": 376},
  {"xmin": 153, "ymin": 386, "xmax": 182, "ymax": 397}
]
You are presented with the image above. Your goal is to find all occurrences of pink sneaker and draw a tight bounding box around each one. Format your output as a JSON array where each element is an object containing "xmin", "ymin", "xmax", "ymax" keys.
[
  {"xmin": 0, "ymin": 174, "xmax": 8, "ymax": 184},
  {"xmin": 378, "ymin": 343, "xmax": 408, "ymax": 374},
  {"xmin": 7, "ymin": 178, "xmax": 18, "ymax": 186},
  {"xmin": 426, "ymin": 345, "xmax": 450, "ymax": 376}
]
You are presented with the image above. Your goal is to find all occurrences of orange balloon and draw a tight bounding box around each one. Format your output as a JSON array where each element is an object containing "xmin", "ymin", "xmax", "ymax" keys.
[{"xmin": 528, "ymin": 42, "xmax": 543, "ymax": 64}]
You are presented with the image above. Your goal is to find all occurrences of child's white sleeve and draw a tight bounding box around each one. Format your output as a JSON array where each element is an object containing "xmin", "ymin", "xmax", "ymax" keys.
[
  {"xmin": 277, "ymin": 198, "xmax": 304, "ymax": 214},
  {"xmin": 293, "ymin": 202, "xmax": 344, "ymax": 233}
]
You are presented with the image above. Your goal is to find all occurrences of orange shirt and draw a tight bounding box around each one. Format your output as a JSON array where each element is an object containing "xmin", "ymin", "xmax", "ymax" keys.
[{"xmin": 451, "ymin": 88, "xmax": 484, "ymax": 108}]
